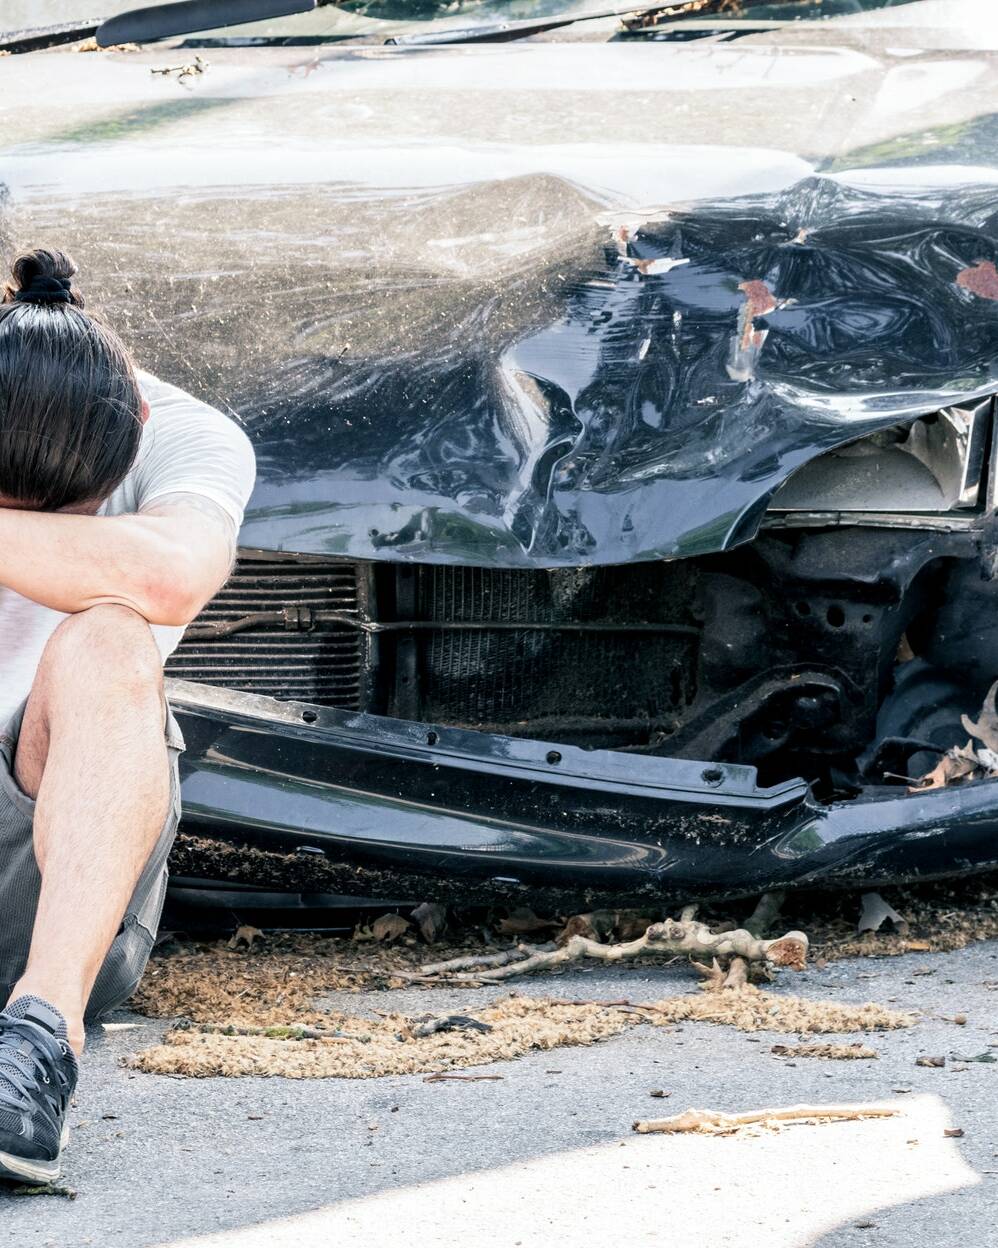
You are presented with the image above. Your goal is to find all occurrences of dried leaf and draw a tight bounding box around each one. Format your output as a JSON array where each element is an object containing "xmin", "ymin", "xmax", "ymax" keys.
[
  {"xmin": 614, "ymin": 912, "xmax": 658, "ymax": 942},
  {"xmin": 914, "ymin": 745, "xmax": 979, "ymax": 791},
  {"xmin": 410, "ymin": 902, "xmax": 447, "ymax": 944},
  {"xmin": 915, "ymin": 1055, "xmax": 946, "ymax": 1068},
  {"xmin": 962, "ymin": 680, "xmax": 998, "ymax": 752},
  {"xmin": 371, "ymin": 913, "xmax": 410, "ymax": 944},
  {"xmin": 497, "ymin": 907, "xmax": 554, "ymax": 936},
  {"xmin": 227, "ymin": 925, "xmax": 264, "ymax": 951},
  {"xmin": 558, "ymin": 911, "xmax": 617, "ymax": 944},
  {"xmin": 858, "ymin": 893, "xmax": 909, "ymax": 936},
  {"xmin": 944, "ymin": 1127, "xmax": 966, "ymax": 1138},
  {"xmin": 956, "ymin": 260, "xmax": 998, "ymax": 300}
]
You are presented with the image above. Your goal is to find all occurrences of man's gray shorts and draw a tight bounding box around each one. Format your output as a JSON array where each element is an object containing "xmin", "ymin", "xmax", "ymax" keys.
[{"xmin": 0, "ymin": 702, "xmax": 184, "ymax": 1019}]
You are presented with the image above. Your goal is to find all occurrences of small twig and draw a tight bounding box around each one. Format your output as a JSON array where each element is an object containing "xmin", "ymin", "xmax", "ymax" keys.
[
  {"xmin": 375, "ymin": 969, "xmax": 488, "ymax": 987},
  {"xmin": 423, "ymin": 1073, "xmax": 504, "ymax": 1083},
  {"xmin": 175, "ymin": 1021, "xmax": 349, "ymax": 1042},
  {"xmin": 634, "ymin": 1103, "xmax": 900, "ymax": 1135},
  {"xmin": 419, "ymin": 948, "xmax": 531, "ymax": 975}
]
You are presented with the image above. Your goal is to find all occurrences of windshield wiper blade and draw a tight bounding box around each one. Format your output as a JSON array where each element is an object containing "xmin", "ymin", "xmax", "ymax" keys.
[
  {"xmin": 97, "ymin": 0, "xmax": 316, "ymax": 46},
  {"xmin": 383, "ymin": 4, "xmax": 670, "ymax": 46}
]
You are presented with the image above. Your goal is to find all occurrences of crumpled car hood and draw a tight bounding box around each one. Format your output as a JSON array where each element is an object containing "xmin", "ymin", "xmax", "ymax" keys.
[{"xmin": 2, "ymin": 10, "xmax": 998, "ymax": 565}]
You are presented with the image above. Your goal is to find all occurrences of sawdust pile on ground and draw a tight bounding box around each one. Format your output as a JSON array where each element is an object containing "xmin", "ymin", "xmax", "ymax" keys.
[
  {"xmin": 129, "ymin": 941, "xmax": 913, "ymax": 1079},
  {"xmin": 771, "ymin": 1043, "xmax": 878, "ymax": 1060},
  {"xmin": 128, "ymin": 996, "xmax": 633, "ymax": 1079},
  {"xmin": 643, "ymin": 985, "xmax": 913, "ymax": 1035},
  {"xmin": 131, "ymin": 933, "xmax": 491, "ymax": 1026}
]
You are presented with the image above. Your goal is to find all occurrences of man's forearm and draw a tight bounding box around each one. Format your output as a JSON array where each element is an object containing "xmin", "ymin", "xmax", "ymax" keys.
[{"xmin": 0, "ymin": 507, "xmax": 226, "ymax": 625}]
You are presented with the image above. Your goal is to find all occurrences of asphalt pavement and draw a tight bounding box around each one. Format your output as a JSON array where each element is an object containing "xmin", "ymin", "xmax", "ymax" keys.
[{"xmin": 3, "ymin": 940, "xmax": 997, "ymax": 1247}]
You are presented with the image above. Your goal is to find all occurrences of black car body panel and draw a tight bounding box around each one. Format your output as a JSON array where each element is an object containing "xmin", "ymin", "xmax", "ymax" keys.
[
  {"xmin": 167, "ymin": 678, "xmax": 998, "ymax": 905},
  {"xmin": 4, "ymin": 1, "xmax": 998, "ymax": 901}
]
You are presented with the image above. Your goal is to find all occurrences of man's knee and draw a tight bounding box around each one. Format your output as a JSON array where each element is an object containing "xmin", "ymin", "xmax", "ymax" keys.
[{"xmin": 36, "ymin": 605, "xmax": 163, "ymax": 701}]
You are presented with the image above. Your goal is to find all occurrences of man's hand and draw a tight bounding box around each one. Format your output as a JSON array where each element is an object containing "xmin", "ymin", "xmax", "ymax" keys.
[{"xmin": 0, "ymin": 492, "xmax": 236, "ymax": 625}]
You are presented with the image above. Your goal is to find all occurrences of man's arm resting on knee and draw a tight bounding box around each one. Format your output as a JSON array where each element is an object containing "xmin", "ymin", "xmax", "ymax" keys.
[{"xmin": 0, "ymin": 493, "xmax": 236, "ymax": 625}]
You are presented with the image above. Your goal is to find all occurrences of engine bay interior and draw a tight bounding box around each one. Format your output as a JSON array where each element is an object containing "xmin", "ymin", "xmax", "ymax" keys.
[{"xmin": 166, "ymin": 398, "xmax": 998, "ymax": 805}]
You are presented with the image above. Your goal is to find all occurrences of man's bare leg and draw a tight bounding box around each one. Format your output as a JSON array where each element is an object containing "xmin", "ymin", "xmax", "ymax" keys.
[{"xmin": 5, "ymin": 604, "xmax": 171, "ymax": 1054}]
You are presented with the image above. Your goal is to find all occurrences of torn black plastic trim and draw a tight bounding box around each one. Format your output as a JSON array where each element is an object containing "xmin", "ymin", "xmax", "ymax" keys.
[{"xmin": 166, "ymin": 679, "xmax": 998, "ymax": 902}]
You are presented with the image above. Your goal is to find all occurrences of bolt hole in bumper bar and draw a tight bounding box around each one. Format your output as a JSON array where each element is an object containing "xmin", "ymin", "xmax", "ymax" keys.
[{"xmin": 166, "ymin": 679, "xmax": 998, "ymax": 904}]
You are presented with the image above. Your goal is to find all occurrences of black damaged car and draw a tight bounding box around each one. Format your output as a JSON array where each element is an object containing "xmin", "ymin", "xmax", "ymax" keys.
[{"xmin": 3, "ymin": 0, "xmax": 998, "ymax": 909}]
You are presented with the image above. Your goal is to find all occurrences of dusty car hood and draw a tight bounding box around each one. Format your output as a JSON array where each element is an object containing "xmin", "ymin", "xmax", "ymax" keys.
[{"xmin": 3, "ymin": 8, "xmax": 998, "ymax": 566}]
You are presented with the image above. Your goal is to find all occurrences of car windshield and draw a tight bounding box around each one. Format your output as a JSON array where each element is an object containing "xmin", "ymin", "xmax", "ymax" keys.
[{"xmin": 2, "ymin": 0, "xmax": 935, "ymax": 43}]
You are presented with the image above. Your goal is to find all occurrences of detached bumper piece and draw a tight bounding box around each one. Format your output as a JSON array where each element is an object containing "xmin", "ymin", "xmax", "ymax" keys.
[{"xmin": 167, "ymin": 679, "xmax": 998, "ymax": 906}]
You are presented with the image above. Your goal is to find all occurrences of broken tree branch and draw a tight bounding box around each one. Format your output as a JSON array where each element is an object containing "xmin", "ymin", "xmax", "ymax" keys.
[
  {"xmin": 419, "ymin": 917, "xmax": 808, "ymax": 983},
  {"xmin": 633, "ymin": 1103, "xmax": 899, "ymax": 1135}
]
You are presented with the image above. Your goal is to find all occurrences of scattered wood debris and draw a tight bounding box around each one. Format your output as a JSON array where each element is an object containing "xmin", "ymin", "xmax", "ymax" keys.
[
  {"xmin": 150, "ymin": 55, "xmax": 208, "ymax": 83},
  {"xmin": 75, "ymin": 37, "xmax": 140, "ymax": 52},
  {"xmin": 772, "ymin": 1043, "xmax": 877, "ymax": 1060},
  {"xmin": 633, "ymin": 1103, "xmax": 900, "ymax": 1136},
  {"xmin": 783, "ymin": 873, "xmax": 998, "ymax": 961},
  {"xmin": 128, "ymin": 935, "xmax": 913, "ymax": 1082},
  {"xmin": 128, "ymin": 997, "xmax": 634, "ymax": 1079},
  {"xmin": 415, "ymin": 907, "xmax": 807, "ymax": 984},
  {"xmin": 424, "ymin": 1073, "xmax": 504, "ymax": 1084}
]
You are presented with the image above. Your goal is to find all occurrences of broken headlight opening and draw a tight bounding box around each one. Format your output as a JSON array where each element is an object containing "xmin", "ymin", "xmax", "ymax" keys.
[
  {"xmin": 165, "ymin": 396, "xmax": 997, "ymax": 811},
  {"xmin": 769, "ymin": 397, "xmax": 992, "ymax": 518}
]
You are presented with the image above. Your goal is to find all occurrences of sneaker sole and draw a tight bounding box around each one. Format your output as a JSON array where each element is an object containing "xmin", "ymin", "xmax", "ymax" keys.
[{"xmin": 0, "ymin": 1124, "xmax": 69, "ymax": 1184}]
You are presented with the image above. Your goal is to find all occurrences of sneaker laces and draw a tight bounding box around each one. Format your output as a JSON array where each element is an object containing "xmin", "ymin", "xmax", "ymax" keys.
[{"xmin": 0, "ymin": 1015, "xmax": 73, "ymax": 1113}]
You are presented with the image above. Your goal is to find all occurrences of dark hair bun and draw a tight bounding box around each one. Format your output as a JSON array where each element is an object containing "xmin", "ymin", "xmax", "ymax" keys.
[{"xmin": 3, "ymin": 248, "xmax": 84, "ymax": 308}]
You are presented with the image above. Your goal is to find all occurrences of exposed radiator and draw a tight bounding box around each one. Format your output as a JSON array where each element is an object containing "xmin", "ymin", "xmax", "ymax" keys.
[
  {"xmin": 165, "ymin": 556, "xmax": 367, "ymax": 709},
  {"xmin": 168, "ymin": 556, "xmax": 698, "ymax": 746},
  {"xmin": 413, "ymin": 565, "xmax": 697, "ymax": 742}
]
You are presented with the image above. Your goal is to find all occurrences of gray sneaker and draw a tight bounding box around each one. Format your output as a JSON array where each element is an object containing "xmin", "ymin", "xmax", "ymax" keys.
[{"xmin": 0, "ymin": 998, "xmax": 78, "ymax": 1183}]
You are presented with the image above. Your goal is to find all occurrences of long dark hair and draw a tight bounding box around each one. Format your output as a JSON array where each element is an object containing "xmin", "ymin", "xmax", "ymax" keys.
[{"xmin": 0, "ymin": 247, "xmax": 143, "ymax": 510}]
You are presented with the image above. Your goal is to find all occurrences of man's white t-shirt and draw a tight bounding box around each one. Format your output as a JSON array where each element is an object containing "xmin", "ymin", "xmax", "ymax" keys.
[{"xmin": 0, "ymin": 370, "xmax": 256, "ymax": 727}]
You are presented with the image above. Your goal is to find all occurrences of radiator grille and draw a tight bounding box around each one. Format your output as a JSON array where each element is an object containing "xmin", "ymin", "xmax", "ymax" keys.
[
  {"xmin": 166, "ymin": 557, "xmax": 366, "ymax": 708},
  {"xmin": 414, "ymin": 565, "xmax": 696, "ymax": 740}
]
